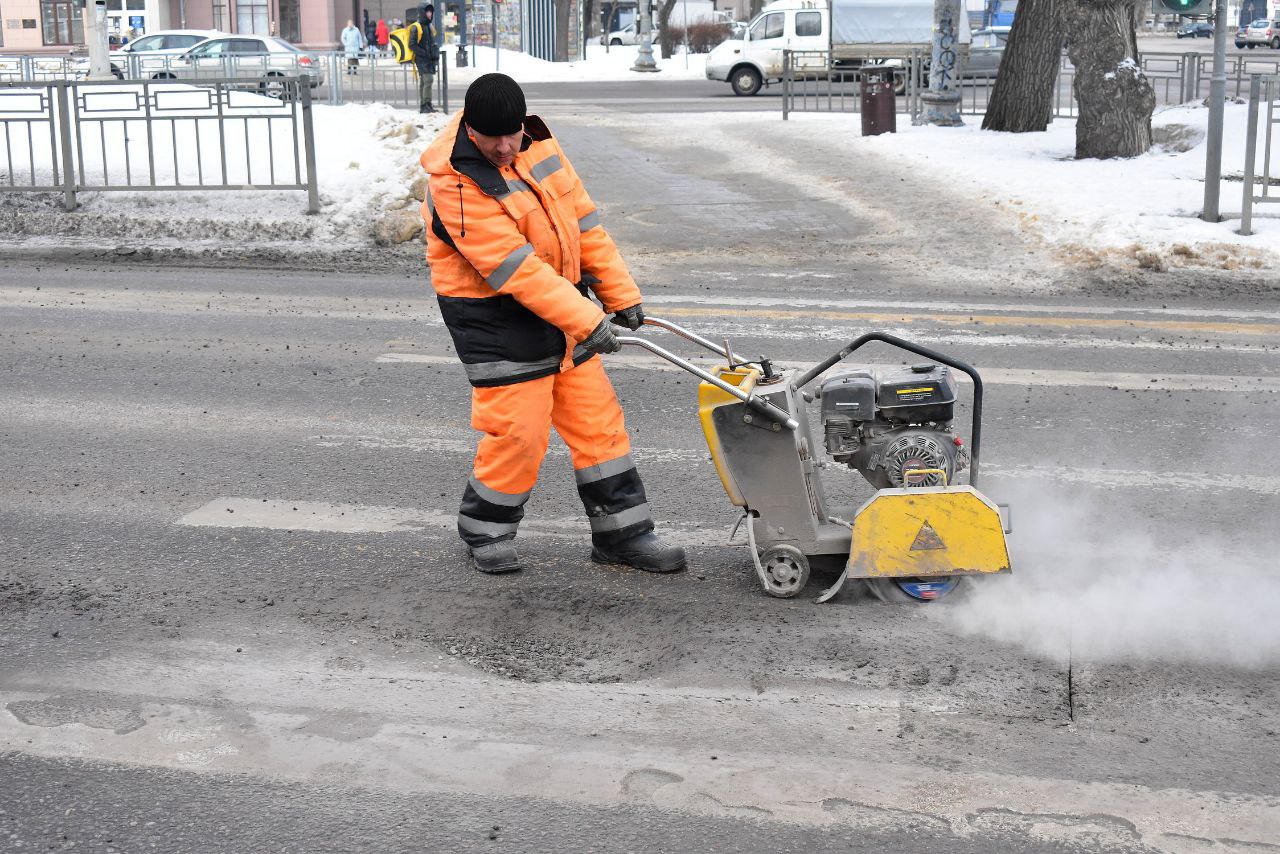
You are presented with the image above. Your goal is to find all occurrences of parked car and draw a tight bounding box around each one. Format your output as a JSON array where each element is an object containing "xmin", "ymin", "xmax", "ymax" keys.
[
  {"xmin": 1242, "ymin": 18, "xmax": 1280, "ymax": 49},
  {"xmin": 1235, "ymin": 25, "xmax": 1249, "ymax": 48},
  {"xmin": 68, "ymin": 30, "xmax": 223, "ymax": 78},
  {"xmin": 1176, "ymin": 22, "xmax": 1213, "ymax": 38},
  {"xmin": 602, "ymin": 22, "xmax": 661, "ymax": 45},
  {"xmin": 108, "ymin": 29, "xmax": 224, "ymax": 77},
  {"xmin": 966, "ymin": 26, "xmax": 1009, "ymax": 77},
  {"xmin": 172, "ymin": 35, "xmax": 325, "ymax": 94}
]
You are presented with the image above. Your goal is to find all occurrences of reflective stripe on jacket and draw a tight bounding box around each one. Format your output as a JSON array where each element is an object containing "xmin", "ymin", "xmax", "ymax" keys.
[{"xmin": 419, "ymin": 111, "xmax": 641, "ymax": 387}]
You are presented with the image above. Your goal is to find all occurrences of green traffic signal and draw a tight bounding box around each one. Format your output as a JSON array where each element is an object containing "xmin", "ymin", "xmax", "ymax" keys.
[{"xmin": 1159, "ymin": 0, "xmax": 1202, "ymax": 10}]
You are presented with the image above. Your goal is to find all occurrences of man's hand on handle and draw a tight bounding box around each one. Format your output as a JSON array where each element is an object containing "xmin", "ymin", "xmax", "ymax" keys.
[
  {"xmin": 610, "ymin": 304, "xmax": 646, "ymax": 332},
  {"xmin": 581, "ymin": 319, "xmax": 622, "ymax": 355}
]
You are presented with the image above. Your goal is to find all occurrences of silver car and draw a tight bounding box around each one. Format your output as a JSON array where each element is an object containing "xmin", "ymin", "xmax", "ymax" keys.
[
  {"xmin": 173, "ymin": 35, "xmax": 325, "ymax": 94},
  {"xmin": 1243, "ymin": 18, "xmax": 1280, "ymax": 49},
  {"xmin": 965, "ymin": 26, "xmax": 1009, "ymax": 77}
]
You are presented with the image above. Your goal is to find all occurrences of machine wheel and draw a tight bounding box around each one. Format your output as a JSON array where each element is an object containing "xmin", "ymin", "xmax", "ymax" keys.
[
  {"xmin": 865, "ymin": 576, "xmax": 961, "ymax": 604},
  {"xmin": 151, "ymin": 71, "xmax": 176, "ymax": 80},
  {"xmin": 1272, "ymin": 37, "xmax": 1280, "ymax": 49},
  {"xmin": 610, "ymin": 38, "xmax": 623, "ymax": 46},
  {"xmin": 756, "ymin": 544, "xmax": 810, "ymax": 598},
  {"xmin": 730, "ymin": 64, "xmax": 762, "ymax": 96}
]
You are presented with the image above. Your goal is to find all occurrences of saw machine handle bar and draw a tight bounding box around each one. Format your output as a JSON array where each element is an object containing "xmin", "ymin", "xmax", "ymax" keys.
[
  {"xmin": 791, "ymin": 332, "xmax": 985, "ymax": 487},
  {"xmin": 613, "ymin": 335, "xmax": 800, "ymax": 431},
  {"xmin": 640, "ymin": 316, "xmax": 752, "ymax": 366}
]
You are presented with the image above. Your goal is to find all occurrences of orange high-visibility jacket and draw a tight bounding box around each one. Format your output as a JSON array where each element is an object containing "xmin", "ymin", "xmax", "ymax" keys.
[{"xmin": 420, "ymin": 111, "xmax": 641, "ymax": 387}]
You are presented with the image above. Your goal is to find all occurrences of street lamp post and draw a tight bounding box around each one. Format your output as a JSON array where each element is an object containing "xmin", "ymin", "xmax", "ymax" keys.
[
  {"xmin": 632, "ymin": 0, "xmax": 658, "ymax": 71},
  {"xmin": 916, "ymin": 0, "xmax": 964, "ymax": 126},
  {"xmin": 1201, "ymin": 0, "xmax": 1228, "ymax": 221}
]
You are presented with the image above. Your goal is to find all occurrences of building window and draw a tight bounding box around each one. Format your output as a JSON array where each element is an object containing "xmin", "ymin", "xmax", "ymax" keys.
[
  {"xmin": 277, "ymin": 0, "xmax": 298, "ymax": 41},
  {"xmin": 41, "ymin": 0, "xmax": 83, "ymax": 44},
  {"xmin": 236, "ymin": 0, "xmax": 269, "ymax": 34},
  {"xmin": 212, "ymin": 0, "xmax": 227, "ymax": 30}
]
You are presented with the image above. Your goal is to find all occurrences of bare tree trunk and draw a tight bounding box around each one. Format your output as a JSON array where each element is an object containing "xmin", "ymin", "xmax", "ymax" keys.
[
  {"xmin": 1063, "ymin": 0, "xmax": 1155, "ymax": 158},
  {"xmin": 981, "ymin": 0, "xmax": 1061, "ymax": 132},
  {"xmin": 656, "ymin": 0, "xmax": 677, "ymax": 59}
]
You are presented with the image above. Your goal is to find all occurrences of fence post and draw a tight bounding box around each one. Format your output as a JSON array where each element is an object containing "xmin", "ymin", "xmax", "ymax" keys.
[
  {"xmin": 300, "ymin": 83, "xmax": 320, "ymax": 214},
  {"xmin": 439, "ymin": 49, "xmax": 449, "ymax": 113},
  {"xmin": 782, "ymin": 50, "xmax": 790, "ymax": 121},
  {"xmin": 1239, "ymin": 74, "xmax": 1260, "ymax": 236},
  {"xmin": 329, "ymin": 53, "xmax": 343, "ymax": 105},
  {"xmin": 53, "ymin": 81, "xmax": 77, "ymax": 211}
]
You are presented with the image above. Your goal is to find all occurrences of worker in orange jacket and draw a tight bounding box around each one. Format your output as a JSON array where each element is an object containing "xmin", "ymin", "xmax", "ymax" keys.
[{"xmin": 419, "ymin": 73, "xmax": 686, "ymax": 575}]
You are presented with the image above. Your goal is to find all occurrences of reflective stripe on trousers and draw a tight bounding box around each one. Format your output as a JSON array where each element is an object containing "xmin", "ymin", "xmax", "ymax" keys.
[{"xmin": 458, "ymin": 357, "xmax": 653, "ymax": 548}]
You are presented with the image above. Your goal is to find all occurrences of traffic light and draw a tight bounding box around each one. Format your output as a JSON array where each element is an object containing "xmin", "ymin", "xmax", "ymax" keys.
[{"xmin": 1156, "ymin": 0, "xmax": 1213, "ymax": 15}]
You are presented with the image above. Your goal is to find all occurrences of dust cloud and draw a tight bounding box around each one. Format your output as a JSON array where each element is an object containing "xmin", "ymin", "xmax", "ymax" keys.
[{"xmin": 940, "ymin": 484, "xmax": 1280, "ymax": 670}]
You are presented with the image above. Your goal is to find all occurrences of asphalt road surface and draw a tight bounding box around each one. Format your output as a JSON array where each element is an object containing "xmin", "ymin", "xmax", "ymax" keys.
[{"xmin": 2, "ymin": 113, "xmax": 1279, "ymax": 852}]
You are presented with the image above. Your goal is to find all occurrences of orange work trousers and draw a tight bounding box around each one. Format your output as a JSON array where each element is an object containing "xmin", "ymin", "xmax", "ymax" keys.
[{"xmin": 457, "ymin": 356, "xmax": 653, "ymax": 548}]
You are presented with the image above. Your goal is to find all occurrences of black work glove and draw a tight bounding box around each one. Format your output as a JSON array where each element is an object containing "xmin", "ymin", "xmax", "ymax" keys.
[
  {"xmin": 610, "ymin": 304, "xmax": 646, "ymax": 331},
  {"xmin": 580, "ymin": 319, "xmax": 621, "ymax": 355}
]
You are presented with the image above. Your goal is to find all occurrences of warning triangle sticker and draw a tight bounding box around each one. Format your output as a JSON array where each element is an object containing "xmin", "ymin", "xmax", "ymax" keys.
[{"xmin": 910, "ymin": 521, "xmax": 947, "ymax": 552}]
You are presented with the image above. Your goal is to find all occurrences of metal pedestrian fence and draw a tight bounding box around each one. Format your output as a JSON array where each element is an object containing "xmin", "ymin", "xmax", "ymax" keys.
[
  {"xmin": 1239, "ymin": 74, "xmax": 1279, "ymax": 236},
  {"xmin": 0, "ymin": 77, "xmax": 318, "ymax": 213},
  {"xmin": 0, "ymin": 49, "xmax": 451, "ymax": 114},
  {"xmin": 781, "ymin": 50, "xmax": 1280, "ymax": 121},
  {"xmin": 320, "ymin": 51, "xmax": 449, "ymax": 112}
]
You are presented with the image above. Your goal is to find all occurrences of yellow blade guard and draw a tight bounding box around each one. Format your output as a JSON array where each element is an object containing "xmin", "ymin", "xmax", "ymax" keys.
[{"xmin": 847, "ymin": 485, "xmax": 1010, "ymax": 579}]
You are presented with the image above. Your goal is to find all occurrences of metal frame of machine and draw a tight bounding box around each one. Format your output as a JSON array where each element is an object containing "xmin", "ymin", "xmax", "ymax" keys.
[{"xmin": 616, "ymin": 317, "xmax": 1012, "ymax": 603}]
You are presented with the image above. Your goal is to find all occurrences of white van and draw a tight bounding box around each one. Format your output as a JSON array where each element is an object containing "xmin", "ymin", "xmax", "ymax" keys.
[{"xmin": 706, "ymin": 0, "xmax": 967, "ymax": 96}]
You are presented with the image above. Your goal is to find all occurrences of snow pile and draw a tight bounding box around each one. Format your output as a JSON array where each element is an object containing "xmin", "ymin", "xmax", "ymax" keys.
[
  {"xmin": 0, "ymin": 83, "xmax": 445, "ymax": 249},
  {"xmin": 792, "ymin": 100, "xmax": 1279, "ymax": 265},
  {"xmin": 443, "ymin": 43, "xmax": 708, "ymax": 83}
]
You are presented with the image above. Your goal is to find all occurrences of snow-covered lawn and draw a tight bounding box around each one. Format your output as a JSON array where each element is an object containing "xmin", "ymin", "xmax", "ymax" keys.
[
  {"xmin": 777, "ymin": 101, "xmax": 1278, "ymax": 265},
  {"xmin": 3, "ymin": 81, "xmax": 1275, "ymax": 272},
  {"xmin": 442, "ymin": 43, "xmax": 708, "ymax": 83}
]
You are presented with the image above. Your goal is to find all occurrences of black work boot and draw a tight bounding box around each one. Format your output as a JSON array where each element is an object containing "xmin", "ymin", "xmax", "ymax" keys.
[
  {"xmin": 470, "ymin": 540, "xmax": 522, "ymax": 574},
  {"xmin": 591, "ymin": 531, "xmax": 686, "ymax": 574}
]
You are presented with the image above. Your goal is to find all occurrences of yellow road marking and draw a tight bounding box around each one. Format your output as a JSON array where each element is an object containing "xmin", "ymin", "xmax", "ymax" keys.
[{"xmin": 650, "ymin": 305, "xmax": 1280, "ymax": 337}]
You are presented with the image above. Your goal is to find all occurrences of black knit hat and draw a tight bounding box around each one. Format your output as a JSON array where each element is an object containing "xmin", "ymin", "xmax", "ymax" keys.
[{"xmin": 464, "ymin": 73, "xmax": 526, "ymax": 137}]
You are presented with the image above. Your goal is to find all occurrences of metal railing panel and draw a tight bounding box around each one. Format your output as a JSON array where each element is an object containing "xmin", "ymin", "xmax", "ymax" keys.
[
  {"xmin": 1240, "ymin": 74, "xmax": 1280, "ymax": 236},
  {"xmin": 0, "ymin": 77, "xmax": 318, "ymax": 213}
]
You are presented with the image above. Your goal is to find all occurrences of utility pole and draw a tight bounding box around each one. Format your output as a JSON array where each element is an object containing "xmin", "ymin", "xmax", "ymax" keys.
[
  {"xmin": 82, "ymin": 0, "xmax": 112, "ymax": 80},
  {"xmin": 1200, "ymin": 0, "xmax": 1228, "ymax": 221},
  {"xmin": 917, "ymin": 0, "xmax": 964, "ymax": 125},
  {"xmin": 632, "ymin": 0, "xmax": 658, "ymax": 71}
]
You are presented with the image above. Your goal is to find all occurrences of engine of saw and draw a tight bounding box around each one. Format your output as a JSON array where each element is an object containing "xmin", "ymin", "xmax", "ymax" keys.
[{"xmin": 817, "ymin": 364, "xmax": 970, "ymax": 490}]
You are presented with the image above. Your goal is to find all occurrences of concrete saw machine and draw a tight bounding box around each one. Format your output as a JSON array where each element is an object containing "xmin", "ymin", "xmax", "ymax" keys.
[{"xmin": 615, "ymin": 317, "xmax": 1012, "ymax": 603}]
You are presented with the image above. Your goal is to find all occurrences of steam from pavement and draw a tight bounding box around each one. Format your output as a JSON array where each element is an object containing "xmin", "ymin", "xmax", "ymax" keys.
[{"xmin": 941, "ymin": 484, "xmax": 1280, "ymax": 670}]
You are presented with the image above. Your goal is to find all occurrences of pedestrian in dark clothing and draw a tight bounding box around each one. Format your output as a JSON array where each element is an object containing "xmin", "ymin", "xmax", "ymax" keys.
[
  {"xmin": 363, "ymin": 10, "xmax": 377, "ymax": 55},
  {"xmin": 413, "ymin": 4, "xmax": 441, "ymax": 113}
]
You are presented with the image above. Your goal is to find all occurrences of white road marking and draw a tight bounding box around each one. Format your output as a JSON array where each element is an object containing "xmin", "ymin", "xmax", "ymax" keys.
[
  {"xmin": 176, "ymin": 498, "xmax": 728, "ymax": 547},
  {"xmin": 177, "ymin": 458, "xmax": 1280, "ymax": 541},
  {"xmin": 650, "ymin": 290, "xmax": 1280, "ymax": 322},
  {"xmin": 377, "ymin": 353, "xmax": 1280, "ymax": 393},
  {"xmin": 985, "ymin": 465, "xmax": 1280, "ymax": 496}
]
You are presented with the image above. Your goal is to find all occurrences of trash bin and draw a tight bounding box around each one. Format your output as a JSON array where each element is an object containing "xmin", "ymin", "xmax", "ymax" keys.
[{"xmin": 860, "ymin": 65, "xmax": 896, "ymax": 136}]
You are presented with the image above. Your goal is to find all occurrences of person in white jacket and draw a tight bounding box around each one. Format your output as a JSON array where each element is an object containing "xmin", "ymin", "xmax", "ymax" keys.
[{"xmin": 340, "ymin": 20, "xmax": 366, "ymax": 75}]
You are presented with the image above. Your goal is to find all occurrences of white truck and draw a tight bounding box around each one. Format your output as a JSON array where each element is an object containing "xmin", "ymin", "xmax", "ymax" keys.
[{"xmin": 705, "ymin": 0, "xmax": 972, "ymax": 96}]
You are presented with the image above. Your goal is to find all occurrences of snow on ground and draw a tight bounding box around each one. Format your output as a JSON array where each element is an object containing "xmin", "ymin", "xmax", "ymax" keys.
[
  {"xmin": 442, "ymin": 43, "xmax": 707, "ymax": 83},
  {"xmin": 4, "ymin": 80, "xmax": 1276, "ymax": 272},
  {"xmin": 776, "ymin": 101, "xmax": 1279, "ymax": 267}
]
